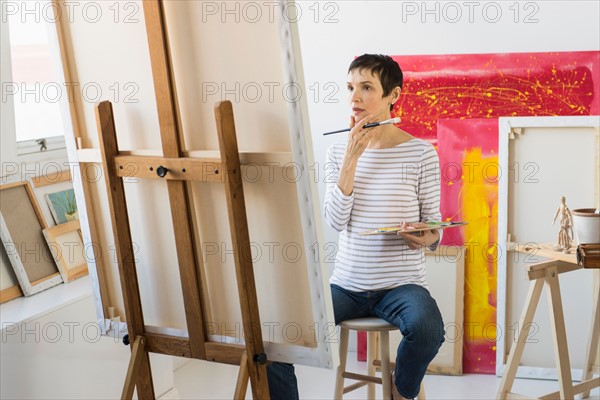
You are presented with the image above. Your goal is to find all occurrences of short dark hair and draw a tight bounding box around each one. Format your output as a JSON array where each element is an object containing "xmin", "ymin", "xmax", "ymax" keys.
[{"xmin": 348, "ymin": 54, "xmax": 404, "ymax": 98}]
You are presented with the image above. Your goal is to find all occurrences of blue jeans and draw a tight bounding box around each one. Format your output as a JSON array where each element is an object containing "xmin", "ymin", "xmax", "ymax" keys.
[
  {"xmin": 331, "ymin": 283, "xmax": 445, "ymax": 399},
  {"xmin": 267, "ymin": 283, "xmax": 444, "ymax": 399},
  {"xmin": 266, "ymin": 362, "xmax": 299, "ymax": 400}
]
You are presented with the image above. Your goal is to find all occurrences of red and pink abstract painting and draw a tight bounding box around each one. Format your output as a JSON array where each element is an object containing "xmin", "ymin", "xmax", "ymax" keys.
[{"xmin": 358, "ymin": 51, "xmax": 599, "ymax": 373}]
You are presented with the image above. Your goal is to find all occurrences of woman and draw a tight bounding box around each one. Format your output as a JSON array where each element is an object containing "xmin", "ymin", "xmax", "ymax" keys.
[
  {"xmin": 323, "ymin": 54, "xmax": 445, "ymax": 400},
  {"xmin": 267, "ymin": 54, "xmax": 445, "ymax": 400}
]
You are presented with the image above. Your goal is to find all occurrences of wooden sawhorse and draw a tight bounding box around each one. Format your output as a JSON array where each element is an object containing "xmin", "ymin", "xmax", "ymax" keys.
[{"xmin": 497, "ymin": 246, "xmax": 600, "ymax": 399}]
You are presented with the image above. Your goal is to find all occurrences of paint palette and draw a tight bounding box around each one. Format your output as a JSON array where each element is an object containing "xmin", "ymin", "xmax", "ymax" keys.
[{"xmin": 359, "ymin": 221, "xmax": 468, "ymax": 236}]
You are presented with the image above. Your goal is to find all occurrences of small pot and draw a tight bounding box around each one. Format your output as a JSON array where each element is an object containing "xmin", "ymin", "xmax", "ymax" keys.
[{"xmin": 572, "ymin": 208, "xmax": 600, "ymax": 244}]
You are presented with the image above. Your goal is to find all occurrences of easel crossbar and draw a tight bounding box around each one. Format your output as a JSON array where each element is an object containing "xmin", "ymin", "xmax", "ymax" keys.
[
  {"xmin": 143, "ymin": 332, "xmax": 246, "ymax": 366},
  {"xmin": 114, "ymin": 155, "xmax": 224, "ymax": 182}
]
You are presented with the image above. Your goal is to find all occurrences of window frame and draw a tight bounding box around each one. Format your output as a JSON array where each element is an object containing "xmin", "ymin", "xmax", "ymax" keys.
[
  {"xmin": 16, "ymin": 136, "xmax": 67, "ymax": 156},
  {"xmin": 3, "ymin": 3, "xmax": 68, "ymax": 158}
]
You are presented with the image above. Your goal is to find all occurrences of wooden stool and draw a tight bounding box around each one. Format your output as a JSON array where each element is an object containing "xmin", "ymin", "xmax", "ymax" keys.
[{"xmin": 334, "ymin": 317, "xmax": 426, "ymax": 400}]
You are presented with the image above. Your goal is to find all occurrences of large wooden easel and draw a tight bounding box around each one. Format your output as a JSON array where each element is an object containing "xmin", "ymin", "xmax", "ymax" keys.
[{"xmin": 95, "ymin": 1, "xmax": 270, "ymax": 398}]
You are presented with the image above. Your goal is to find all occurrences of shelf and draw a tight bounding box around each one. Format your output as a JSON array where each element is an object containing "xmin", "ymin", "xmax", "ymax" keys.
[{"xmin": 0, "ymin": 275, "xmax": 93, "ymax": 332}]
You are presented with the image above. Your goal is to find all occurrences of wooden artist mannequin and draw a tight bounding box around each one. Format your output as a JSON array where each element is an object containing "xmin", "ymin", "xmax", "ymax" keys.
[{"xmin": 552, "ymin": 196, "xmax": 574, "ymax": 253}]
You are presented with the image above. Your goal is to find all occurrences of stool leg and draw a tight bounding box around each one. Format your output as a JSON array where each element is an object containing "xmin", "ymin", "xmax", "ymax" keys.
[
  {"xmin": 367, "ymin": 331, "xmax": 377, "ymax": 400},
  {"xmin": 417, "ymin": 381, "xmax": 426, "ymax": 400},
  {"xmin": 380, "ymin": 331, "xmax": 392, "ymax": 400},
  {"xmin": 334, "ymin": 327, "xmax": 349, "ymax": 400}
]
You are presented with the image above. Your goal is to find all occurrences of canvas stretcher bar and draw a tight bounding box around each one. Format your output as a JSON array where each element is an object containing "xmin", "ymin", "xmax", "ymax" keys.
[{"xmin": 49, "ymin": 0, "xmax": 112, "ymax": 334}]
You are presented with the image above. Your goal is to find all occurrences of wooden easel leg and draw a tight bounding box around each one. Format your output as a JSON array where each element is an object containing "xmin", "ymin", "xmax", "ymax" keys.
[
  {"xmin": 580, "ymin": 270, "xmax": 599, "ymax": 399},
  {"xmin": 234, "ymin": 351, "xmax": 250, "ymax": 400},
  {"xmin": 496, "ymin": 278, "xmax": 544, "ymax": 399},
  {"xmin": 545, "ymin": 266, "xmax": 575, "ymax": 400},
  {"xmin": 96, "ymin": 101, "xmax": 155, "ymax": 400},
  {"xmin": 215, "ymin": 101, "xmax": 270, "ymax": 400},
  {"xmin": 121, "ymin": 336, "xmax": 151, "ymax": 400}
]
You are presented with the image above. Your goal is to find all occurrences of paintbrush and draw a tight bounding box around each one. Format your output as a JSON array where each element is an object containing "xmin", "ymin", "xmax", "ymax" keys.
[{"xmin": 323, "ymin": 117, "xmax": 401, "ymax": 136}]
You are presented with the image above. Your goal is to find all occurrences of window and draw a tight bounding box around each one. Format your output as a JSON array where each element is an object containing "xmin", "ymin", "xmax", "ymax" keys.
[{"xmin": 4, "ymin": 0, "xmax": 66, "ymax": 155}]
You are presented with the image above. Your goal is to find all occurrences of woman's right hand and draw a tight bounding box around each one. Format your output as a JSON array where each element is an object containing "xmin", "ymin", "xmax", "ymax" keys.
[
  {"xmin": 343, "ymin": 115, "xmax": 376, "ymax": 163},
  {"xmin": 337, "ymin": 115, "xmax": 376, "ymax": 196}
]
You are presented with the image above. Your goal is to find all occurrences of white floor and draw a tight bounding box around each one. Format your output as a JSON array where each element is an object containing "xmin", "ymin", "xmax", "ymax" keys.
[{"xmin": 163, "ymin": 353, "xmax": 600, "ymax": 399}]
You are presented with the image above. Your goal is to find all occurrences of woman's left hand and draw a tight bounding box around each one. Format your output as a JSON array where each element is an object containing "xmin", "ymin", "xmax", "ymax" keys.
[{"xmin": 396, "ymin": 222, "xmax": 440, "ymax": 250}]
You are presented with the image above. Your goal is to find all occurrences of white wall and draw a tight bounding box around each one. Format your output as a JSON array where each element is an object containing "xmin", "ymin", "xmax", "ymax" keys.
[{"xmin": 296, "ymin": 0, "xmax": 600, "ymax": 253}]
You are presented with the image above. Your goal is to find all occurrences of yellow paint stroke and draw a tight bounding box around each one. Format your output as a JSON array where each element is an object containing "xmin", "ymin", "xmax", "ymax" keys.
[{"xmin": 461, "ymin": 149, "xmax": 498, "ymax": 341}]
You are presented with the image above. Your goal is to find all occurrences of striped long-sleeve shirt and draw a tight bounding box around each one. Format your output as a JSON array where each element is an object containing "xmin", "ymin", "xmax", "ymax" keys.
[{"xmin": 323, "ymin": 138, "xmax": 442, "ymax": 291}]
